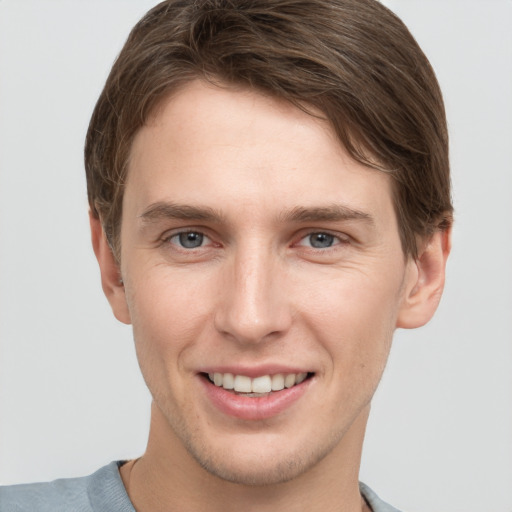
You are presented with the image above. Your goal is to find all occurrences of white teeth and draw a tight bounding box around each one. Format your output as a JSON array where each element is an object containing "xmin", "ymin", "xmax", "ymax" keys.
[
  {"xmin": 222, "ymin": 373, "xmax": 234, "ymax": 390},
  {"xmin": 284, "ymin": 374, "xmax": 296, "ymax": 388},
  {"xmin": 252, "ymin": 375, "xmax": 272, "ymax": 393},
  {"xmin": 271, "ymin": 374, "xmax": 285, "ymax": 391},
  {"xmin": 234, "ymin": 375, "xmax": 252, "ymax": 393},
  {"xmin": 209, "ymin": 372, "xmax": 309, "ymax": 393},
  {"xmin": 296, "ymin": 372, "xmax": 308, "ymax": 384},
  {"xmin": 213, "ymin": 372, "xmax": 223, "ymax": 387}
]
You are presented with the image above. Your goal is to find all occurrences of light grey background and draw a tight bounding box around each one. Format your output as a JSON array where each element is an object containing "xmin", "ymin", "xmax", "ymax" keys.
[{"xmin": 1, "ymin": 1, "xmax": 511, "ymax": 511}]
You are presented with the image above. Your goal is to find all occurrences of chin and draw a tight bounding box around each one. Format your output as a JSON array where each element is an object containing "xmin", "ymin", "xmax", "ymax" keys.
[
  {"xmin": 194, "ymin": 452, "xmax": 312, "ymax": 486},
  {"xmin": 182, "ymin": 432, "xmax": 338, "ymax": 487}
]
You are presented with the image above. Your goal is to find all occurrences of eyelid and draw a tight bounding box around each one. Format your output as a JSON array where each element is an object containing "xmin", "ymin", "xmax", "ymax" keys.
[
  {"xmin": 161, "ymin": 228, "xmax": 214, "ymax": 248},
  {"xmin": 295, "ymin": 230, "xmax": 350, "ymax": 248},
  {"xmin": 158, "ymin": 226, "xmax": 350, "ymax": 250}
]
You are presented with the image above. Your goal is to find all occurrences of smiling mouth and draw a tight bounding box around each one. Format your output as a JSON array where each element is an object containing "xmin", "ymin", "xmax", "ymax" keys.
[{"xmin": 204, "ymin": 372, "xmax": 313, "ymax": 397}]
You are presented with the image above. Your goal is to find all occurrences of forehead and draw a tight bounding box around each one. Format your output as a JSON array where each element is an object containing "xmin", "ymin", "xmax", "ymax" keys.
[{"xmin": 125, "ymin": 80, "xmax": 395, "ymax": 228}]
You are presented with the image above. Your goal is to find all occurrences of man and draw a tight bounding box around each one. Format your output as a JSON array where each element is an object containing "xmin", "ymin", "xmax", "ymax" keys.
[{"xmin": 0, "ymin": 0, "xmax": 452, "ymax": 510}]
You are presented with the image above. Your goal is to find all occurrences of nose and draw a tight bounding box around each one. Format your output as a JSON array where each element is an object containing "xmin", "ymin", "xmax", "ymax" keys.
[{"xmin": 214, "ymin": 245, "xmax": 292, "ymax": 345}]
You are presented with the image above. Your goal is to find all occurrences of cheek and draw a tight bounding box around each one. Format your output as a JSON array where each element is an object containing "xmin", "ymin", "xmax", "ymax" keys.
[
  {"xmin": 127, "ymin": 265, "xmax": 214, "ymax": 331},
  {"xmin": 298, "ymin": 267, "xmax": 402, "ymax": 371},
  {"xmin": 123, "ymin": 269, "xmax": 215, "ymax": 387}
]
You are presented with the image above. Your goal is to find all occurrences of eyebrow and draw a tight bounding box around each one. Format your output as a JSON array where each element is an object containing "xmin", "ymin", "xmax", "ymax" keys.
[
  {"xmin": 138, "ymin": 201, "xmax": 374, "ymax": 226},
  {"xmin": 139, "ymin": 202, "xmax": 225, "ymax": 224},
  {"xmin": 280, "ymin": 204, "xmax": 375, "ymax": 225}
]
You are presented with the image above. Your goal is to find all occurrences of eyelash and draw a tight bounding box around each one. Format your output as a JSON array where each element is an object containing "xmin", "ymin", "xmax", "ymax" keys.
[
  {"xmin": 161, "ymin": 229, "xmax": 349, "ymax": 251},
  {"xmin": 296, "ymin": 231, "xmax": 349, "ymax": 250},
  {"xmin": 163, "ymin": 230, "xmax": 214, "ymax": 250}
]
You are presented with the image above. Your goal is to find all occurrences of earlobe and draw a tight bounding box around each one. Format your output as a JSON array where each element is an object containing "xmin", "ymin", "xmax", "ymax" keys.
[
  {"xmin": 396, "ymin": 228, "xmax": 452, "ymax": 329},
  {"xmin": 89, "ymin": 211, "xmax": 132, "ymax": 325}
]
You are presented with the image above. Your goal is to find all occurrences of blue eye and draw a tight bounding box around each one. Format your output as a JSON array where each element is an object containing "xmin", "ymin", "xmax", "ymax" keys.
[
  {"xmin": 297, "ymin": 232, "xmax": 344, "ymax": 249},
  {"xmin": 307, "ymin": 233, "xmax": 335, "ymax": 248},
  {"xmin": 170, "ymin": 231, "xmax": 206, "ymax": 249}
]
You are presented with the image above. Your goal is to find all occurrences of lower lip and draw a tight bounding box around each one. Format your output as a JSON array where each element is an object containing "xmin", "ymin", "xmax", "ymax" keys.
[{"xmin": 200, "ymin": 376, "xmax": 311, "ymax": 421}]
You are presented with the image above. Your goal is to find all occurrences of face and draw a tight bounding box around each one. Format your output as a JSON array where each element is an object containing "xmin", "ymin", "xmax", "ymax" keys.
[{"xmin": 113, "ymin": 80, "xmax": 418, "ymax": 485}]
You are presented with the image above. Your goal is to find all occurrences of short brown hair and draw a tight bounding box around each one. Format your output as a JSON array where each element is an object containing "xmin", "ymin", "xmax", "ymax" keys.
[{"xmin": 85, "ymin": 0, "xmax": 452, "ymax": 260}]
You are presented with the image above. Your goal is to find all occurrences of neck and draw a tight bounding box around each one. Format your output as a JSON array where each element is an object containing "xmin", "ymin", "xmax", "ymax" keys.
[{"xmin": 121, "ymin": 403, "xmax": 371, "ymax": 512}]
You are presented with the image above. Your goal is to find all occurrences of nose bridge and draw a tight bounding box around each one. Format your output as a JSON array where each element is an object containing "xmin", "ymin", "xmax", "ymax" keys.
[{"xmin": 215, "ymin": 240, "xmax": 291, "ymax": 344}]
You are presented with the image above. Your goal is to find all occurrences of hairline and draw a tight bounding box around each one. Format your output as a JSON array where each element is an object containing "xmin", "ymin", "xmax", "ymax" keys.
[{"xmin": 102, "ymin": 76, "xmax": 420, "ymax": 263}]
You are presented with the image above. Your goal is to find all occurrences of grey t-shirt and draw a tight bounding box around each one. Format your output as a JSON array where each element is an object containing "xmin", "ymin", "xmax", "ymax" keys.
[{"xmin": 0, "ymin": 462, "xmax": 401, "ymax": 512}]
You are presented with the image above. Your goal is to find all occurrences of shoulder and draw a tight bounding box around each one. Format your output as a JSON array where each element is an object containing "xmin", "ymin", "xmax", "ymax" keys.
[
  {"xmin": 0, "ymin": 462, "xmax": 135, "ymax": 512},
  {"xmin": 360, "ymin": 482, "xmax": 403, "ymax": 512}
]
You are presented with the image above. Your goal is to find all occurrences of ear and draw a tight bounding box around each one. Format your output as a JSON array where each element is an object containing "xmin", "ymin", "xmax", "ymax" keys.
[
  {"xmin": 89, "ymin": 211, "xmax": 131, "ymax": 325},
  {"xmin": 396, "ymin": 228, "xmax": 452, "ymax": 329}
]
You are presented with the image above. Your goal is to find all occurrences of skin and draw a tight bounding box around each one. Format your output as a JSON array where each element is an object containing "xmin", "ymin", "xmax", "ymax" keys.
[{"xmin": 91, "ymin": 80, "xmax": 450, "ymax": 512}]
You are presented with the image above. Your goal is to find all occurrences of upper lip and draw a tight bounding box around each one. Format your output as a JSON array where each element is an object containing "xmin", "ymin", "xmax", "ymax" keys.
[{"xmin": 197, "ymin": 364, "xmax": 314, "ymax": 378}]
